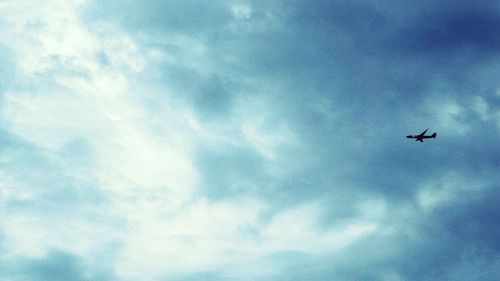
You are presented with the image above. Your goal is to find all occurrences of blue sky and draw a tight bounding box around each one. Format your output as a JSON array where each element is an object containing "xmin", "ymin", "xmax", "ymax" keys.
[{"xmin": 0, "ymin": 1, "xmax": 499, "ymax": 280}]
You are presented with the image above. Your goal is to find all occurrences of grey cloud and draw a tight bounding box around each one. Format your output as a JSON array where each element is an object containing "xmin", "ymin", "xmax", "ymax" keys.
[
  {"xmin": 156, "ymin": 64, "xmax": 237, "ymax": 119},
  {"xmin": 259, "ymin": 189, "xmax": 500, "ymax": 281},
  {"xmin": 77, "ymin": 1, "xmax": 500, "ymax": 279},
  {"xmin": 393, "ymin": 1, "xmax": 500, "ymax": 55},
  {"xmin": 86, "ymin": 0, "xmax": 500, "ymax": 208},
  {"xmin": 194, "ymin": 144, "xmax": 268, "ymax": 200},
  {"xmin": 193, "ymin": 76, "xmax": 235, "ymax": 118},
  {"xmin": 432, "ymin": 186, "xmax": 500, "ymax": 253},
  {"xmin": 84, "ymin": 0, "xmax": 233, "ymax": 35},
  {"xmin": 0, "ymin": 250, "xmax": 117, "ymax": 281},
  {"xmin": 83, "ymin": 0, "xmax": 500, "ymax": 194}
]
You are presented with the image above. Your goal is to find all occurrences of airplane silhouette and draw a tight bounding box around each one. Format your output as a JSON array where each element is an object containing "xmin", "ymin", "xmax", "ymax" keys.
[{"xmin": 406, "ymin": 129, "xmax": 436, "ymax": 142}]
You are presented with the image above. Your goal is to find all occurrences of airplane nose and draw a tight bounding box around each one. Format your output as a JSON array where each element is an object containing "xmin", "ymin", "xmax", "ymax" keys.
[{"xmin": 406, "ymin": 135, "xmax": 412, "ymax": 138}]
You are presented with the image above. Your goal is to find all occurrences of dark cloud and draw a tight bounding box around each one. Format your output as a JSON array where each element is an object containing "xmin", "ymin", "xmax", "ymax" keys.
[
  {"xmin": 395, "ymin": 1, "xmax": 500, "ymax": 55},
  {"xmin": 0, "ymin": 250, "xmax": 117, "ymax": 281},
  {"xmin": 433, "ymin": 186, "xmax": 500, "ymax": 253},
  {"xmin": 22, "ymin": 251, "xmax": 88, "ymax": 281}
]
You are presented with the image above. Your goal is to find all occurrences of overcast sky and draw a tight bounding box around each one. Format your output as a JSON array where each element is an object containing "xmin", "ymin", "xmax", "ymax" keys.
[{"xmin": 0, "ymin": 1, "xmax": 499, "ymax": 280}]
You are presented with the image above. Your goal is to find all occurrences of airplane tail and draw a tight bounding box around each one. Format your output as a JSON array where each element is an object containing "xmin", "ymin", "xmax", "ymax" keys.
[{"xmin": 431, "ymin": 132, "xmax": 437, "ymax": 138}]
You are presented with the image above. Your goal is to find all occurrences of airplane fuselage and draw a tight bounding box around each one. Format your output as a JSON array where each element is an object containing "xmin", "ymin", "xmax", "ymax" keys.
[{"xmin": 406, "ymin": 130, "xmax": 436, "ymax": 142}]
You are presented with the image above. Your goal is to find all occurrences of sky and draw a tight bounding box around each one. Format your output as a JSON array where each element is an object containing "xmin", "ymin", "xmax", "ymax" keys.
[{"xmin": 0, "ymin": 0, "xmax": 499, "ymax": 280}]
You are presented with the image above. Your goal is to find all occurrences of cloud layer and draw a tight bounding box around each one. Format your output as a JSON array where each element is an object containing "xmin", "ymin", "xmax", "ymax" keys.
[{"xmin": 1, "ymin": 1, "xmax": 499, "ymax": 280}]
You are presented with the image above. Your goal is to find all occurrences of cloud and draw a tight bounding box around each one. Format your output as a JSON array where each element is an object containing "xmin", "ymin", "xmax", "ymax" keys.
[
  {"xmin": 0, "ymin": 0, "xmax": 499, "ymax": 280},
  {"xmin": 394, "ymin": 1, "xmax": 500, "ymax": 55},
  {"xmin": 0, "ymin": 249, "xmax": 117, "ymax": 281}
]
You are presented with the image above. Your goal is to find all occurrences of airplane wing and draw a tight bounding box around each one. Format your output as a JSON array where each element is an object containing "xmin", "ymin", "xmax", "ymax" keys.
[{"xmin": 418, "ymin": 129, "xmax": 428, "ymax": 136}]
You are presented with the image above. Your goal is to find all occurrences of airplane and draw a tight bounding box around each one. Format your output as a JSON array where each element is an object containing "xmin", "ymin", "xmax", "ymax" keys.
[{"xmin": 406, "ymin": 129, "xmax": 436, "ymax": 142}]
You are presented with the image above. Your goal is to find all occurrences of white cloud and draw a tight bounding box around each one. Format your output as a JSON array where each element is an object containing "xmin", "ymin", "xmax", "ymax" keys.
[
  {"xmin": 423, "ymin": 95, "xmax": 469, "ymax": 136},
  {"xmin": 262, "ymin": 202, "xmax": 378, "ymax": 254},
  {"xmin": 417, "ymin": 172, "xmax": 489, "ymax": 211},
  {"xmin": 112, "ymin": 198, "xmax": 380, "ymax": 280},
  {"xmin": 231, "ymin": 4, "xmax": 253, "ymax": 20},
  {"xmin": 0, "ymin": 0, "xmax": 195, "ymax": 263},
  {"xmin": 471, "ymin": 95, "xmax": 500, "ymax": 130}
]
